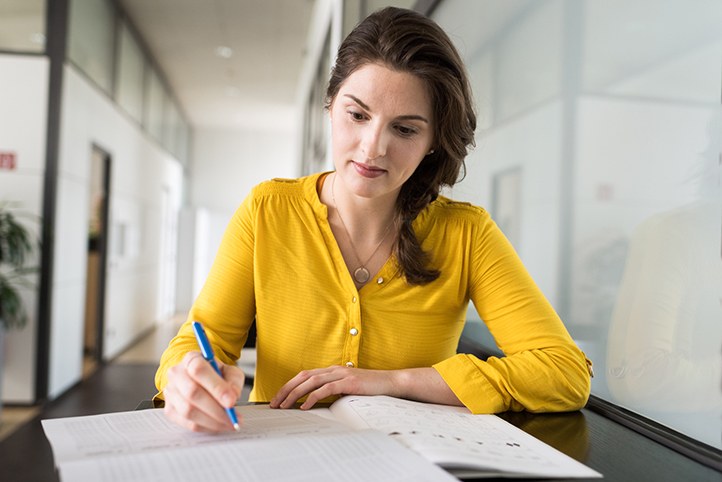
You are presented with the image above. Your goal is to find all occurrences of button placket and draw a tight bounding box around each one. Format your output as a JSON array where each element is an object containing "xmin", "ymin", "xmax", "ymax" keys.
[{"xmin": 344, "ymin": 292, "xmax": 361, "ymax": 369}]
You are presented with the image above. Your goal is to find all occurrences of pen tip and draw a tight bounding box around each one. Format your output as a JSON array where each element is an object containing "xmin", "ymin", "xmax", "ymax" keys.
[{"xmin": 233, "ymin": 423, "xmax": 241, "ymax": 432}]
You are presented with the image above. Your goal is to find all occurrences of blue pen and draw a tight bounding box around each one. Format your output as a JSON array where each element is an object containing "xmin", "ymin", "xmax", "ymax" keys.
[{"xmin": 191, "ymin": 321, "xmax": 241, "ymax": 431}]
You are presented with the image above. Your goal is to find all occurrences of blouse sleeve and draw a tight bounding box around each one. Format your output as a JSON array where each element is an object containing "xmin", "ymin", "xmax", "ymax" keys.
[
  {"xmin": 154, "ymin": 190, "xmax": 258, "ymax": 397},
  {"xmin": 433, "ymin": 213, "xmax": 592, "ymax": 413}
]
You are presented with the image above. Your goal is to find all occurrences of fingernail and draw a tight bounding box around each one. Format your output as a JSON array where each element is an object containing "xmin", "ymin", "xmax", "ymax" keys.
[{"xmin": 222, "ymin": 392, "xmax": 235, "ymax": 407}]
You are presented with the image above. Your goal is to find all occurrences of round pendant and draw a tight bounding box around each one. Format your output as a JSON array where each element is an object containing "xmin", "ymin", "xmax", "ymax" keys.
[{"xmin": 353, "ymin": 266, "xmax": 371, "ymax": 284}]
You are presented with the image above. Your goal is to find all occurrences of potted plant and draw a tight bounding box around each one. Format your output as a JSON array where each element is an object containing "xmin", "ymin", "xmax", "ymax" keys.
[{"xmin": 0, "ymin": 202, "xmax": 38, "ymax": 416}]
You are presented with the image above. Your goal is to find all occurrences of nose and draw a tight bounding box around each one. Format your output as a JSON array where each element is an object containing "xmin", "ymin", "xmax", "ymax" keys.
[{"xmin": 361, "ymin": 123, "xmax": 387, "ymax": 161}]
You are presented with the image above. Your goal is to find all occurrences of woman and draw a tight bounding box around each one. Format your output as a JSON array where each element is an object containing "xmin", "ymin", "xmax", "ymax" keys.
[{"xmin": 156, "ymin": 7, "xmax": 592, "ymax": 433}]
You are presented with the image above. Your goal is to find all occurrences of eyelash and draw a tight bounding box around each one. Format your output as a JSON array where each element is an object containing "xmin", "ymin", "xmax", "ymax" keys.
[
  {"xmin": 346, "ymin": 110, "xmax": 419, "ymax": 138},
  {"xmin": 394, "ymin": 125, "xmax": 418, "ymax": 138},
  {"xmin": 348, "ymin": 110, "xmax": 366, "ymax": 122}
]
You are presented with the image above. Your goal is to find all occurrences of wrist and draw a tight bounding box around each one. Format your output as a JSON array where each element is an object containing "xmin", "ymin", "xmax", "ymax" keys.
[
  {"xmin": 388, "ymin": 367, "xmax": 463, "ymax": 407},
  {"xmin": 388, "ymin": 368, "xmax": 420, "ymax": 399}
]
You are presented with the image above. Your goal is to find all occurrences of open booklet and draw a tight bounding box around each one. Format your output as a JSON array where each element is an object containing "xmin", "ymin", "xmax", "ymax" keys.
[{"xmin": 42, "ymin": 395, "xmax": 601, "ymax": 481}]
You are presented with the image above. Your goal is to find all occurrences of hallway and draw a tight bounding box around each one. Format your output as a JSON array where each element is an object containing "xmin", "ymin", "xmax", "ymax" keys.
[{"xmin": 0, "ymin": 316, "xmax": 183, "ymax": 482}]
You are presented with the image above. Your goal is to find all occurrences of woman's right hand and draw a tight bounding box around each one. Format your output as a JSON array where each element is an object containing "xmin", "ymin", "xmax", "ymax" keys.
[{"xmin": 162, "ymin": 351, "xmax": 245, "ymax": 432}]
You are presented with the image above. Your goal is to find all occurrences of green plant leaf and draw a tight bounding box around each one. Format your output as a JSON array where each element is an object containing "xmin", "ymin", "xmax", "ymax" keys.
[
  {"xmin": 0, "ymin": 203, "xmax": 38, "ymax": 331},
  {"xmin": 0, "ymin": 274, "xmax": 28, "ymax": 330}
]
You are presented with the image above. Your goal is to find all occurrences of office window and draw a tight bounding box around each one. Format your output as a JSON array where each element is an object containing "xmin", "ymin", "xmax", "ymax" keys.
[
  {"xmin": 174, "ymin": 118, "xmax": 190, "ymax": 167},
  {"xmin": 115, "ymin": 22, "xmax": 144, "ymax": 123},
  {"xmin": 164, "ymin": 99, "xmax": 189, "ymax": 162},
  {"xmin": 144, "ymin": 68, "xmax": 165, "ymax": 142},
  {"xmin": 67, "ymin": 0, "xmax": 115, "ymax": 94},
  {"xmin": 163, "ymin": 99, "xmax": 178, "ymax": 157},
  {"xmin": 434, "ymin": 0, "xmax": 722, "ymax": 449},
  {"xmin": 0, "ymin": 0, "xmax": 45, "ymax": 53}
]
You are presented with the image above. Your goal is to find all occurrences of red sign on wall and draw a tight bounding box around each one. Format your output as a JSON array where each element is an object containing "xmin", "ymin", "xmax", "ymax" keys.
[{"xmin": 0, "ymin": 151, "xmax": 17, "ymax": 170}]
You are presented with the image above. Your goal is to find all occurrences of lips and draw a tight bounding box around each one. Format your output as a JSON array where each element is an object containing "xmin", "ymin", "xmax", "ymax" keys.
[{"xmin": 352, "ymin": 161, "xmax": 387, "ymax": 178}]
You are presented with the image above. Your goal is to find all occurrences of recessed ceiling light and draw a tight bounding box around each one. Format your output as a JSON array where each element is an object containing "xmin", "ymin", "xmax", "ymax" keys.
[
  {"xmin": 31, "ymin": 33, "xmax": 46, "ymax": 45},
  {"xmin": 215, "ymin": 46, "xmax": 233, "ymax": 58}
]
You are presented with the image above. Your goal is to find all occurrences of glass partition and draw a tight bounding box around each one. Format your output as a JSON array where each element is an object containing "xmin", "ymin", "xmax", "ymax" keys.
[
  {"xmin": 144, "ymin": 68, "xmax": 166, "ymax": 142},
  {"xmin": 115, "ymin": 22, "xmax": 145, "ymax": 123},
  {"xmin": 434, "ymin": 0, "xmax": 722, "ymax": 449},
  {"xmin": 67, "ymin": 0, "xmax": 115, "ymax": 94},
  {"xmin": 64, "ymin": 0, "xmax": 190, "ymax": 165}
]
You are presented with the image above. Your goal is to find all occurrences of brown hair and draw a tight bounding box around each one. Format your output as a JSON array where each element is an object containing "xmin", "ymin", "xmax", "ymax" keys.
[{"xmin": 326, "ymin": 7, "xmax": 477, "ymax": 285}]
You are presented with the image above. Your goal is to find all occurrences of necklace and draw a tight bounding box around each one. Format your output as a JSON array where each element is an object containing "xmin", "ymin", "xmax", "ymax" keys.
[{"xmin": 331, "ymin": 174, "xmax": 393, "ymax": 284}]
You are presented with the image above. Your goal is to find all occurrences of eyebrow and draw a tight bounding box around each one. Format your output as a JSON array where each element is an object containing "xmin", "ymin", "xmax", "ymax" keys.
[{"xmin": 344, "ymin": 94, "xmax": 429, "ymax": 123}]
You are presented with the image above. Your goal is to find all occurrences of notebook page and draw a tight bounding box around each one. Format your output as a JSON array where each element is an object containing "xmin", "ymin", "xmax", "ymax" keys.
[{"xmin": 329, "ymin": 395, "xmax": 601, "ymax": 479}]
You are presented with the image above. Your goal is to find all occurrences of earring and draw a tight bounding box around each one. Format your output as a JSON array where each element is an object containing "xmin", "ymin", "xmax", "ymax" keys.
[{"xmin": 427, "ymin": 149, "xmax": 435, "ymax": 155}]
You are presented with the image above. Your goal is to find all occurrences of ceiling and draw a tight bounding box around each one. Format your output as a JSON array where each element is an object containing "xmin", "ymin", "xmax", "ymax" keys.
[{"xmin": 117, "ymin": 0, "xmax": 316, "ymax": 131}]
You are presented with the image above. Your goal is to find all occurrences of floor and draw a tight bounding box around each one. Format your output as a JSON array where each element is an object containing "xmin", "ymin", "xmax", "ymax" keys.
[{"xmin": 0, "ymin": 315, "xmax": 188, "ymax": 482}]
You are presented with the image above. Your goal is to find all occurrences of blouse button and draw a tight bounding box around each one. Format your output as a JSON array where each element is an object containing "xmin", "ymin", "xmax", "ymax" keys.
[
  {"xmin": 352, "ymin": 296, "xmax": 357, "ymax": 303},
  {"xmin": 377, "ymin": 277, "xmax": 384, "ymax": 284},
  {"xmin": 349, "ymin": 328, "xmax": 359, "ymax": 336},
  {"xmin": 345, "ymin": 361, "xmax": 355, "ymax": 368}
]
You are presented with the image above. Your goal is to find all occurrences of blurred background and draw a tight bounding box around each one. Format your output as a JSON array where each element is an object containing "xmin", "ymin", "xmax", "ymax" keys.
[{"xmin": 0, "ymin": 0, "xmax": 719, "ymax": 453}]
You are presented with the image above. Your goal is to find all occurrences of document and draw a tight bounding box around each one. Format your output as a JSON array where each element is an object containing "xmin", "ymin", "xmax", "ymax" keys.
[
  {"xmin": 42, "ymin": 396, "xmax": 601, "ymax": 481},
  {"xmin": 328, "ymin": 396, "xmax": 601, "ymax": 479}
]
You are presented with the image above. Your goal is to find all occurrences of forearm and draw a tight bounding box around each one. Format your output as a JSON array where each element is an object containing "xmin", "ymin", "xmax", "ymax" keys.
[{"xmin": 392, "ymin": 367, "xmax": 464, "ymax": 407}]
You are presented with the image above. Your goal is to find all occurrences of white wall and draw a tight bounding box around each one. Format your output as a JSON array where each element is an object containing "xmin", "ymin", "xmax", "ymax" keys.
[
  {"xmin": 175, "ymin": 127, "xmax": 297, "ymax": 312},
  {"xmin": 175, "ymin": 208, "xmax": 231, "ymax": 313},
  {"xmin": 190, "ymin": 127, "xmax": 297, "ymax": 215},
  {"xmin": 48, "ymin": 65, "xmax": 183, "ymax": 398},
  {"xmin": 0, "ymin": 55, "xmax": 48, "ymax": 403}
]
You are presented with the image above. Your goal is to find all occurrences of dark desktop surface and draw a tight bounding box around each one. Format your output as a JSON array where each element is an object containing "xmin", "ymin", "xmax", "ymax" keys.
[{"xmin": 2, "ymin": 362, "xmax": 719, "ymax": 482}]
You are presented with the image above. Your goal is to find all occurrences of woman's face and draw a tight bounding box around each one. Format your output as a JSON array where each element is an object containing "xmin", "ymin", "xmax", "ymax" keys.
[{"xmin": 329, "ymin": 63, "xmax": 434, "ymax": 202}]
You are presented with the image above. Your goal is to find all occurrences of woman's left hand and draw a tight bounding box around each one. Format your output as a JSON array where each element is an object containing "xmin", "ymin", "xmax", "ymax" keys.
[
  {"xmin": 269, "ymin": 365, "xmax": 400, "ymax": 410},
  {"xmin": 270, "ymin": 365, "xmax": 463, "ymax": 410}
]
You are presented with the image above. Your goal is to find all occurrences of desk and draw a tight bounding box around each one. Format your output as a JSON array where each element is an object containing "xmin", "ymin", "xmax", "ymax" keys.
[
  {"xmin": 136, "ymin": 400, "xmax": 720, "ymax": 481},
  {"xmin": 497, "ymin": 409, "xmax": 720, "ymax": 482}
]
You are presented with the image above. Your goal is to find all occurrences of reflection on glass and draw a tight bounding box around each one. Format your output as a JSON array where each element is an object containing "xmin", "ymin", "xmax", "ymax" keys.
[
  {"xmin": 434, "ymin": 0, "xmax": 722, "ymax": 449},
  {"xmin": 606, "ymin": 115, "xmax": 722, "ymax": 447},
  {"xmin": 499, "ymin": 410, "xmax": 590, "ymax": 463}
]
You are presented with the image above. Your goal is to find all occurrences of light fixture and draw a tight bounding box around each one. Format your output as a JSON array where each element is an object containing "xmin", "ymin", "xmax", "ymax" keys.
[
  {"xmin": 31, "ymin": 33, "xmax": 46, "ymax": 45},
  {"xmin": 215, "ymin": 46, "xmax": 233, "ymax": 59}
]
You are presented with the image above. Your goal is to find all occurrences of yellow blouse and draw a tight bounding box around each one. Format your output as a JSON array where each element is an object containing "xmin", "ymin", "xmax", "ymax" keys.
[{"xmin": 155, "ymin": 173, "xmax": 591, "ymax": 413}]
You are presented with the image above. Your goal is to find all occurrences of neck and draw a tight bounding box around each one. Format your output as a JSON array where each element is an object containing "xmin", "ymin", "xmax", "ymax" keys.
[{"xmin": 327, "ymin": 172, "xmax": 397, "ymax": 241}]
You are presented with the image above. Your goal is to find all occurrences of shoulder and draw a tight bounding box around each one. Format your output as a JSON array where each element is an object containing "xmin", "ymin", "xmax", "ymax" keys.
[
  {"xmin": 413, "ymin": 195, "xmax": 495, "ymax": 242},
  {"xmin": 423, "ymin": 195, "xmax": 491, "ymax": 226},
  {"xmin": 250, "ymin": 173, "xmax": 320, "ymax": 199},
  {"xmin": 237, "ymin": 173, "xmax": 326, "ymax": 223}
]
